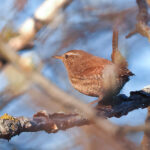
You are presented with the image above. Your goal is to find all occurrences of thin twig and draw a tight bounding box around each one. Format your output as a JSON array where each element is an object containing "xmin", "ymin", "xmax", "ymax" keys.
[{"xmin": 126, "ymin": 0, "xmax": 150, "ymax": 40}]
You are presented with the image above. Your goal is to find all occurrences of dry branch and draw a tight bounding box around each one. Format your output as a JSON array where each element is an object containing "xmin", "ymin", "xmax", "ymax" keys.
[
  {"xmin": 0, "ymin": 111, "xmax": 89, "ymax": 140},
  {"xmin": 0, "ymin": 86, "xmax": 150, "ymax": 141},
  {"xmin": 96, "ymin": 89, "xmax": 150, "ymax": 118},
  {"xmin": 8, "ymin": 0, "xmax": 72, "ymax": 51},
  {"xmin": 126, "ymin": 0, "xmax": 150, "ymax": 40},
  {"xmin": 0, "ymin": 110, "xmax": 139, "ymax": 150},
  {"xmin": 0, "ymin": 109, "xmax": 149, "ymax": 150}
]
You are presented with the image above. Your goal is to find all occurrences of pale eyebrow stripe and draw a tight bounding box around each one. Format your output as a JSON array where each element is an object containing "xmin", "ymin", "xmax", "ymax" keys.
[{"xmin": 66, "ymin": 52, "xmax": 80, "ymax": 56}]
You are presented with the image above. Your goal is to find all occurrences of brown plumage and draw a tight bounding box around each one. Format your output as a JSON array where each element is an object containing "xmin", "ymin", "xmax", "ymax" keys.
[{"xmin": 53, "ymin": 30, "xmax": 134, "ymax": 103}]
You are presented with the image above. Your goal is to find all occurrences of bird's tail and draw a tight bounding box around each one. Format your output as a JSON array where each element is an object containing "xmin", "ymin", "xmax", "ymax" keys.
[
  {"xmin": 112, "ymin": 29, "xmax": 118, "ymax": 52},
  {"xmin": 111, "ymin": 29, "xmax": 134, "ymax": 76},
  {"xmin": 111, "ymin": 29, "xmax": 128, "ymax": 69}
]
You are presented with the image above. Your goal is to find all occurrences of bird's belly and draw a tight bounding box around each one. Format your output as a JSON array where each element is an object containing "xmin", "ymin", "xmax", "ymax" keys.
[{"xmin": 70, "ymin": 78, "xmax": 101, "ymax": 97}]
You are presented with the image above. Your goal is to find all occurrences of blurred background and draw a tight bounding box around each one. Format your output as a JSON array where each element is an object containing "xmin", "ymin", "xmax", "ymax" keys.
[{"xmin": 0, "ymin": 0, "xmax": 150, "ymax": 149}]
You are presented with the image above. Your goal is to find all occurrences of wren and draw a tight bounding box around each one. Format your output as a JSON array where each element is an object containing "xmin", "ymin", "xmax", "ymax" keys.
[{"xmin": 53, "ymin": 30, "xmax": 134, "ymax": 104}]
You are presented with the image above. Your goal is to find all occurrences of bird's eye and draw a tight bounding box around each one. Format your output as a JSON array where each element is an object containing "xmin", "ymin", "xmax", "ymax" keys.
[{"xmin": 65, "ymin": 54, "xmax": 69, "ymax": 59}]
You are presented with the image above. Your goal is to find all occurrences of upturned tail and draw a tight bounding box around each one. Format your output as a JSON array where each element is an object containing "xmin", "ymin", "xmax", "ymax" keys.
[{"xmin": 111, "ymin": 29, "xmax": 134, "ymax": 76}]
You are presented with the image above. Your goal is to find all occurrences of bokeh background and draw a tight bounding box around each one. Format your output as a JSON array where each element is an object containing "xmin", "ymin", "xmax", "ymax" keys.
[{"xmin": 0, "ymin": 0, "xmax": 150, "ymax": 149}]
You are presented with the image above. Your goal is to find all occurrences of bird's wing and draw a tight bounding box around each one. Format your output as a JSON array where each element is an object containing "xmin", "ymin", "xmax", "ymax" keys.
[
  {"xmin": 80, "ymin": 66, "xmax": 104, "ymax": 79},
  {"xmin": 76, "ymin": 56, "xmax": 113, "ymax": 80}
]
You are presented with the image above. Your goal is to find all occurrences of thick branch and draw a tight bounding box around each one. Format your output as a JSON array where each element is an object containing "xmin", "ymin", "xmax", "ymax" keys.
[
  {"xmin": 96, "ymin": 89, "xmax": 150, "ymax": 118},
  {"xmin": 0, "ymin": 86, "xmax": 150, "ymax": 141},
  {"xmin": 0, "ymin": 111, "xmax": 89, "ymax": 140},
  {"xmin": 0, "ymin": 110, "xmax": 139, "ymax": 150},
  {"xmin": 0, "ymin": 108, "xmax": 149, "ymax": 149}
]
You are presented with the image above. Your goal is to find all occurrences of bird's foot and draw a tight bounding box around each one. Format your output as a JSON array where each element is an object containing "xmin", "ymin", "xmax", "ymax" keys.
[{"xmin": 88, "ymin": 99, "xmax": 100, "ymax": 106}]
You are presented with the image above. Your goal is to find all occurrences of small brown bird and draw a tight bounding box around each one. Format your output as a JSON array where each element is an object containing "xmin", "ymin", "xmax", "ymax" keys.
[{"xmin": 53, "ymin": 30, "xmax": 134, "ymax": 104}]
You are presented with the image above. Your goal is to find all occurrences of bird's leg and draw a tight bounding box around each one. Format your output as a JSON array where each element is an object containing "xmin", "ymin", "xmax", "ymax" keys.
[
  {"xmin": 88, "ymin": 95, "xmax": 103, "ymax": 105},
  {"xmin": 88, "ymin": 99, "xmax": 100, "ymax": 105}
]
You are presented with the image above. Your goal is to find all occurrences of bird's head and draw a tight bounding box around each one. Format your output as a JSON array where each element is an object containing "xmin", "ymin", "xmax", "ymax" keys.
[{"xmin": 53, "ymin": 50, "xmax": 92, "ymax": 68}]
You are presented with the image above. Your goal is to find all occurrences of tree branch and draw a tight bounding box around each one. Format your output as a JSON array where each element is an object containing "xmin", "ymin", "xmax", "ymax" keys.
[
  {"xmin": 0, "ymin": 110, "xmax": 139, "ymax": 150},
  {"xmin": 8, "ymin": 0, "xmax": 73, "ymax": 51},
  {"xmin": 126, "ymin": 0, "xmax": 150, "ymax": 40},
  {"xmin": 1, "ymin": 85, "xmax": 150, "ymax": 140},
  {"xmin": 96, "ymin": 88, "xmax": 150, "ymax": 118},
  {"xmin": 0, "ymin": 107, "xmax": 150, "ymax": 145},
  {"xmin": 0, "ymin": 111, "xmax": 89, "ymax": 140}
]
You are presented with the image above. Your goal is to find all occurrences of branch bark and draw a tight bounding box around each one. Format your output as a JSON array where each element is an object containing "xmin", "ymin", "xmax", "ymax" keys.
[
  {"xmin": 96, "ymin": 89, "xmax": 150, "ymax": 118},
  {"xmin": 0, "ymin": 111, "xmax": 89, "ymax": 140}
]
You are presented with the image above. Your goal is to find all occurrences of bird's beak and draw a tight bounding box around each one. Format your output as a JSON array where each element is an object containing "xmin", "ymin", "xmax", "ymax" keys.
[{"xmin": 52, "ymin": 55, "xmax": 63, "ymax": 60}]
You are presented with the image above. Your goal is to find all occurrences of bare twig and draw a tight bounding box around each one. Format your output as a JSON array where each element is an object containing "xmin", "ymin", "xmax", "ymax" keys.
[
  {"xmin": 8, "ymin": 0, "xmax": 72, "ymax": 51},
  {"xmin": 126, "ymin": 0, "xmax": 150, "ymax": 40}
]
